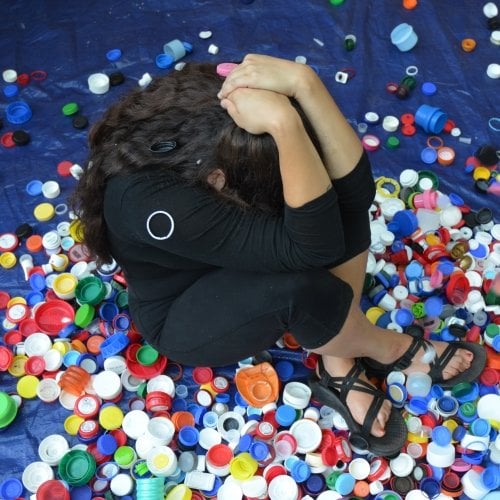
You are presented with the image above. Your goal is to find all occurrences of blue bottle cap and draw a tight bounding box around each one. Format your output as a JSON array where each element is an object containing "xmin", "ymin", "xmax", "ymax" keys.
[
  {"xmin": 335, "ymin": 473, "xmax": 356, "ymax": 496},
  {"xmin": 202, "ymin": 411, "xmax": 218, "ymax": 428},
  {"xmin": 452, "ymin": 425, "xmax": 466, "ymax": 441},
  {"xmin": 3, "ymin": 84, "xmax": 19, "ymax": 98},
  {"xmin": 448, "ymin": 193, "xmax": 464, "ymax": 206},
  {"xmin": 395, "ymin": 309, "xmax": 414, "ymax": 327},
  {"xmin": 424, "ymin": 296, "xmax": 443, "ymax": 317},
  {"xmin": 26, "ymin": 179, "xmax": 43, "ymax": 196},
  {"xmin": 470, "ymin": 418, "xmax": 491, "ymax": 437},
  {"xmin": 58, "ymin": 322, "xmax": 77, "ymax": 339},
  {"xmin": 0, "ymin": 477, "xmax": 23, "ymax": 500},
  {"xmin": 171, "ymin": 397, "xmax": 188, "ymax": 412},
  {"xmin": 26, "ymin": 290, "xmax": 44, "ymax": 306},
  {"xmin": 29, "ymin": 272, "xmax": 46, "ymax": 291},
  {"xmin": 430, "ymin": 385, "xmax": 444, "ymax": 399},
  {"xmin": 481, "ymin": 465, "xmax": 500, "ymax": 490},
  {"xmin": 275, "ymin": 404, "xmax": 297, "ymax": 427},
  {"xmin": 388, "ymin": 210, "xmax": 418, "ymax": 238},
  {"xmin": 182, "ymin": 41, "xmax": 194, "ymax": 53},
  {"xmin": 420, "ymin": 477, "xmax": 441, "ymax": 497},
  {"xmin": 421, "ymin": 147, "xmax": 438, "ymax": 164},
  {"xmin": 106, "ymin": 48, "xmax": 122, "ymax": 61},
  {"xmin": 305, "ymin": 474, "xmax": 326, "ymax": 495},
  {"xmin": 437, "ymin": 260, "xmax": 454, "ymax": 276},
  {"xmin": 249, "ymin": 441, "xmax": 269, "ymax": 461},
  {"xmin": 238, "ymin": 433, "xmax": 253, "ymax": 453},
  {"xmin": 407, "ymin": 396, "xmax": 429, "ymax": 415},
  {"xmin": 431, "ymin": 425, "xmax": 452, "ymax": 446},
  {"xmin": 215, "ymin": 393, "xmax": 231, "ymax": 404},
  {"xmin": 387, "ymin": 382, "xmax": 407, "ymax": 405},
  {"xmin": 421, "ymin": 82, "xmax": 437, "ymax": 96},
  {"xmin": 70, "ymin": 485, "xmax": 93, "ymax": 500},
  {"xmin": 436, "ymin": 395, "xmax": 458, "ymax": 415},
  {"xmin": 461, "ymin": 450, "xmax": 486, "ymax": 465},
  {"xmin": 440, "ymin": 327, "xmax": 457, "ymax": 342},
  {"xmin": 99, "ymin": 301, "xmax": 119, "ymax": 322},
  {"xmin": 291, "ymin": 460, "xmax": 311, "ymax": 483},
  {"xmin": 6, "ymin": 101, "xmax": 33, "ymax": 124},
  {"xmin": 376, "ymin": 311, "xmax": 393, "ymax": 328},
  {"xmin": 234, "ymin": 391, "xmax": 249, "ymax": 407},
  {"xmin": 192, "ymin": 405, "xmax": 207, "ymax": 426},
  {"xmin": 155, "ymin": 53, "xmax": 174, "ymax": 69},
  {"xmin": 178, "ymin": 426, "xmax": 199, "ymax": 447},
  {"xmin": 275, "ymin": 360, "xmax": 294, "ymax": 382},
  {"xmin": 97, "ymin": 434, "xmax": 118, "ymax": 455}
]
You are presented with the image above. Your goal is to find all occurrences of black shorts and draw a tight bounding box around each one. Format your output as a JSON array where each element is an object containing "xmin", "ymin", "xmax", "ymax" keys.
[{"xmin": 147, "ymin": 156, "xmax": 376, "ymax": 366}]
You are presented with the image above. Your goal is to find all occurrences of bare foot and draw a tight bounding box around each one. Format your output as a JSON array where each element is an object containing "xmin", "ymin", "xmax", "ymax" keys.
[
  {"xmin": 319, "ymin": 355, "xmax": 392, "ymax": 438},
  {"xmin": 381, "ymin": 336, "xmax": 474, "ymax": 380}
]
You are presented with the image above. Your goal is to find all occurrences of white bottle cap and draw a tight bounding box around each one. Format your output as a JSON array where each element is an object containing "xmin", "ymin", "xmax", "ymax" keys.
[
  {"xmin": 42, "ymin": 180, "xmax": 60, "ymax": 199},
  {"xmin": 146, "ymin": 416, "xmax": 175, "ymax": 446},
  {"xmin": 399, "ymin": 168, "xmax": 419, "ymax": 187},
  {"xmin": 38, "ymin": 434, "xmax": 69, "ymax": 466},
  {"xmin": 36, "ymin": 378, "xmax": 61, "ymax": 402},
  {"xmin": 92, "ymin": 370, "xmax": 122, "ymax": 400},
  {"xmin": 462, "ymin": 469, "xmax": 490, "ymax": 499},
  {"xmin": 121, "ymin": 409, "xmax": 149, "ymax": 439},
  {"xmin": 382, "ymin": 115, "xmax": 400, "ymax": 132},
  {"xmin": 88, "ymin": 72, "xmax": 110, "ymax": 94},
  {"xmin": 241, "ymin": 475, "xmax": 268, "ymax": 498},
  {"xmin": 146, "ymin": 446, "xmax": 178, "ymax": 477},
  {"xmin": 217, "ymin": 481, "xmax": 243, "ymax": 500},
  {"xmin": 268, "ymin": 474, "xmax": 299, "ymax": 500},
  {"xmin": 198, "ymin": 427, "xmax": 222, "ymax": 450},
  {"xmin": 184, "ymin": 470, "xmax": 215, "ymax": 490},
  {"xmin": 426, "ymin": 441, "xmax": 456, "ymax": 468},
  {"xmin": 24, "ymin": 333, "xmax": 52, "ymax": 357},
  {"xmin": 289, "ymin": 419, "xmax": 322, "ymax": 453},
  {"xmin": 21, "ymin": 461, "xmax": 54, "ymax": 493},
  {"xmin": 486, "ymin": 63, "xmax": 500, "ymax": 79},
  {"xmin": 483, "ymin": 2, "xmax": 499, "ymax": 18},
  {"xmin": 147, "ymin": 374, "xmax": 175, "ymax": 397},
  {"xmin": 282, "ymin": 381, "xmax": 312, "ymax": 409},
  {"xmin": 348, "ymin": 457, "xmax": 370, "ymax": 480},
  {"xmin": 477, "ymin": 393, "xmax": 500, "ymax": 421},
  {"xmin": 2, "ymin": 69, "xmax": 18, "ymax": 82},
  {"xmin": 389, "ymin": 452, "xmax": 415, "ymax": 477},
  {"xmin": 110, "ymin": 473, "xmax": 134, "ymax": 496}
]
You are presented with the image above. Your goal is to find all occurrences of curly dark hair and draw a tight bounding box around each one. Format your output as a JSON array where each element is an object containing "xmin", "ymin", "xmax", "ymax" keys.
[{"xmin": 70, "ymin": 62, "xmax": 322, "ymax": 264}]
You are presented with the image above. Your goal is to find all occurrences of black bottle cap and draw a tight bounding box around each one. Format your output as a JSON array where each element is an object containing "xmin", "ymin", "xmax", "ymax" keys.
[
  {"xmin": 475, "ymin": 207, "xmax": 493, "ymax": 225},
  {"xmin": 474, "ymin": 179, "xmax": 490, "ymax": 194},
  {"xmin": 487, "ymin": 15, "xmax": 500, "ymax": 30},
  {"xmin": 405, "ymin": 324, "xmax": 425, "ymax": 338},
  {"xmin": 474, "ymin": 144, "xmax": 499, "ymax": 166},
  {"xmin": 462, "ymin": 211, "xmax": 478, "ymax": 228},
  {"xmin": 15, "ymin": 223, "xmax": 34, "ymax": 240},
  {"xmin": 12, "ymin": 130, "xmax": 30, "ymax": 145},
  {"xmin": 109, "ymin": 71, "xmax": 125, "ymax": 86},
  {"xmin": 72, "ymin": 115, "xmax": 89, "ymax": 129},
  {"xmin": 448, "ymin": 323, "xmax": 468, "ymax": 338}
]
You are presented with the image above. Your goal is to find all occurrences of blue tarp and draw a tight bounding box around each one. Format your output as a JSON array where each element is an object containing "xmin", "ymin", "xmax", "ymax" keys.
[{"xmin": 0, "ymin": 0, "xmax": 499, "ymax": 497}]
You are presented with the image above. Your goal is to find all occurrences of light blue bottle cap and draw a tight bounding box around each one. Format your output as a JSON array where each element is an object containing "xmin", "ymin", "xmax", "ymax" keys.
[
  {"xmin": 390, "ymin": 23, "xmax": 418, "ymax": 52},
  {"xmin": 202, "ymin": 411, "xmax": 218, "ymax": 428},
  {"xmin": 63, "ymin": 350, "xmax": 80, "ymax": 367},
  {"xmin": 470, "ymin": 418, "xmax": 491, "ymax": 437},
  {"xmin": 405, "ymin": 261, "xmax": 423, "ymax": 280},
  {"xmin": 335, "ymin": 473, "xmax": 356, "ymax": 496},
  {"xmin": 431, "ymin": 425, "xmax": 452, "ymax": 446}
]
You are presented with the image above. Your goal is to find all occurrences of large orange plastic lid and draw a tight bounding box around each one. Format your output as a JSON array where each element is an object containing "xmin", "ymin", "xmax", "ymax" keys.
[{"xmin": 234, "ymin": 362, "xmax": 280, "ymax": 408}]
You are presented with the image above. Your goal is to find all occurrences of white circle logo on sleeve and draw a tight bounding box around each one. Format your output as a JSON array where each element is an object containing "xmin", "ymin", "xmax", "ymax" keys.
[{"xmin": 146, "ymin": 211, "xmax": 175, "ymax": 240}]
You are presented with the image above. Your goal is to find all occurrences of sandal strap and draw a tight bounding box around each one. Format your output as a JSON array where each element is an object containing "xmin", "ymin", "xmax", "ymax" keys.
[
  {"xmin": 361, "ymin": 391, "xmax": 385, "ymax": 436},
  {"xmin": 391, "ymin": 336, "xmax": 428, "ymax": 371},
  {"xmin": 428, "ymin": 342, "xmax": 457, "ymax": 379}
]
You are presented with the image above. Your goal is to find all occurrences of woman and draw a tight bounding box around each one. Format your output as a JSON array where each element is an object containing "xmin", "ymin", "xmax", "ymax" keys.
[{"xmin": 71, "ymin": 54, "xmax": 485, "ymax": 456}]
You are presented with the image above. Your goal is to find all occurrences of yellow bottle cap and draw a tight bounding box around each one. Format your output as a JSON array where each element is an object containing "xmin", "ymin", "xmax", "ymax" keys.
[
  {"xmin": 53, "ymin": 340, "xmax": 72, "ymax": 355},
  {"xmin": 407, "ymin": 431, "xmax": 429, "ymax": 444},
  {"xmin": 229, "ymin": 452, "xmax": 258, "ymax": 481},
  {"xmin": 6, "ymin": 296, "xmax": 27, "ymax": 308},
  {"xmin": 365, "ymin": 306, "xmax": 386, "ymax": 325},
  {"xmin": 165, "ymin": 484, "xmax": 192, "ymax": 500},
  {"xmin": 0, "ymin": 252, "xmax": 17, "ymax": 269},
  {"xmin": 99, "ymin": 405, "xmax": 124, "ymax": 430},
  {"xmin": 200, "ymin": 382, "xmax": 218, "ymax": 397},
  {"xmin": 69, "ymin": 220, "xmax": 85, "ymax": 242},
  {"xmin": 52, "ymin": 272, "xmax": 78, "ymax": 298},
  {"xmin": 472, "ymin": 166, "xmax": 491, "ymax": 181},
  {"xmin": 8, "ymin": 355, "xmax": 28, "ymax": 377},
  {"xmin": 34, "ymin": 202, "xmax": 55, "ymax": 222},
  {"xmin": 17, "ymin": 374, "xmax": 40, "ymax": 399},
  {"xmin": 64, "ymin": 414, "xmax": 85, "ymax": 435}
]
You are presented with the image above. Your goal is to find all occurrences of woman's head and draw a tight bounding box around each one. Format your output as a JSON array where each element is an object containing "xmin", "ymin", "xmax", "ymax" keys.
[{"xmin": 71, "ymin": 62, "xmax": 321, "ymax": 263}]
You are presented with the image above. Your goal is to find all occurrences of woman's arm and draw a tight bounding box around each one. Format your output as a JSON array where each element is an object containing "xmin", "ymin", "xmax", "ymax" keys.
[
  {"xmin": 220, "ymin": 87, "xmax": 332, "ymax": 208},
  {"xmin": 219, "ymin": 54, "xmax": 363, "ymax": 180}
]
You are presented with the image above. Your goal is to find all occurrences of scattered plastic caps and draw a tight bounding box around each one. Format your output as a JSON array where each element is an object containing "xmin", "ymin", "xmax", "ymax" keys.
[{"xmin": 390, "ymin": 23, "xmax": 418, "ymax": 51}]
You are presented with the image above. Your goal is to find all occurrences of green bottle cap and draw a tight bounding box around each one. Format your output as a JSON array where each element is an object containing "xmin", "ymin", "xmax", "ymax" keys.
[
  {"xmin": 386, "ymin": 136, "xmax": 401, "ymax": 149},
  {"xmin": 61, "ymin": 102, "xmax": 79, "ymax": 116},
  {"xmin": 136, "ymin": 344, "xmax": 159, "ymax": 366},
  {"xmin": 74, "ymin": 303, "xmax": 95, "ymax": 328}
]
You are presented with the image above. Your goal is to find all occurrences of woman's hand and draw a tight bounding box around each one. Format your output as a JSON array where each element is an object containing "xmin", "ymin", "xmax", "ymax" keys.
[
  {"xmin": 218, "ymin": 54, "xmax": 315, "ymax": 101},
  {"xmin": 220, "ymin": 87, "xmax": 297, "ymax": 136}
]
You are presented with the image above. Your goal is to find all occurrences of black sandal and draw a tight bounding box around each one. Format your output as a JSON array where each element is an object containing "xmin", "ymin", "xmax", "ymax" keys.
[
  {"xmin": 362, "ymin": 336, "xmax": 487, "ymax": 389},
  {"xmin": 308, "ymin": 358, "xmax": 407, "ymax": 458}
]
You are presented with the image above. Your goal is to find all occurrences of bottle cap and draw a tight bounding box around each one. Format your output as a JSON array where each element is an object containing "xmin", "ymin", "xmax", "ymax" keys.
[
  {"xmin": 88, "ymin": 73, "xmax": 110, "ymax": 94},
  {"xmin": 282, "ymin": 381, "xmax": 311, "ymax": 409},
  {"xmin": 289, "ymin": 419, "xmax": 322, "ymax": 454},
  {"xmin": 431, "ymin": 426, "xmax": 452, "ymax": 446},
  {"xmin": 21, "ymin": 461, "xmax": 55, "ymax": 493},
  {"xmin": 38, "ymin": 434, "xmax": 69, "ymax": 466},
  {"xmin": 58, "ymin": 450, "xmax": 96, "ymax": 486}
]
